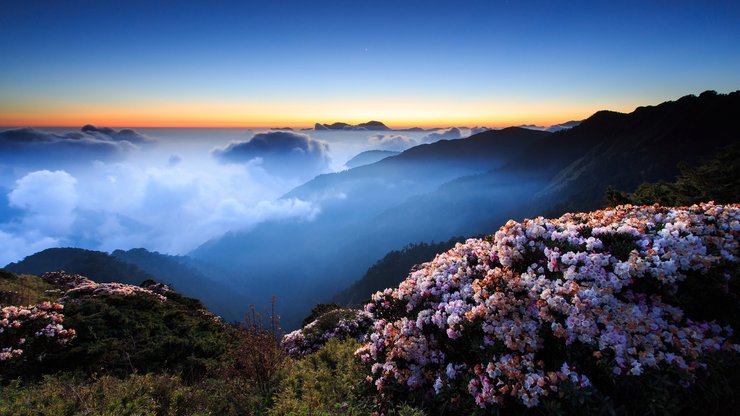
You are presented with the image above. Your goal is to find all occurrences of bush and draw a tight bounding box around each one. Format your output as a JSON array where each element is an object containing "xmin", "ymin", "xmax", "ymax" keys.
[
  {"xmin": 0, "ymin": 271, "xmax": 57, "ymax": 305},
  {"xmin": 2, "ymin": 291, "xmax": 236, "ymax": 383},
  {"xmin": 0, "ymin": 373, "xmax": 263, "ymax": 415},
  {"xmin": 357, "ymin": 203, "xmax": 740, "ymax": 415},
  {"xmin": 605, "ymin": 144, "xmax": 740, "ymax": 207},
  {"xmin": 283, "ymin": 308, "xmax": 373, "ymax": 357},
  {"xmin": 270, "ymin": 338, "xmax": 371, "ymax": 416}
]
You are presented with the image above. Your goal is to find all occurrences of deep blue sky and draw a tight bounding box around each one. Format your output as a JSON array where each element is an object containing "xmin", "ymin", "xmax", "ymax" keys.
[{"xmin": 1, "ymin": 0, "xmax": 739, "ymax": 127}]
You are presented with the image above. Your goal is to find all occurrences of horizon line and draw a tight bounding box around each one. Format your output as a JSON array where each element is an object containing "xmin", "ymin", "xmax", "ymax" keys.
[{"xmin": 0, "ymin": 119, "xmax": 584, "ymax": 130}]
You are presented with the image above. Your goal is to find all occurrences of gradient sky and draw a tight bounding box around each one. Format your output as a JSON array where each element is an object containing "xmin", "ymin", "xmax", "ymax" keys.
[{"xmin": 1, "ymin": 0, "xmax": 739, "ymax": 128}]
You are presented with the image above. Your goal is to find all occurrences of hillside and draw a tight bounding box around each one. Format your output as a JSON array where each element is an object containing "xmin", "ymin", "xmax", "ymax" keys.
[
  {"xmin": 5, "ymin": 248, "xmax": 152, "ymax": 285},
  {"xmin": 333, "ymin": 237, "xmax": 461, "ymax": 306},
  {"xmin": 2, "ymin": 203, "xmax": 739, "ymax": 415},
  {"xmin": 192, "ymin": 91, "xmax": 740, "ymax": 329},
  {"xmin": 344, "ymin": 149, "xmax": 400, "ymax": 168},
  {"xmin": 284, "ymin": 202, "xmax": 740, "ymax": 415},
  {"xmin": 5, "ymin": 248, "xmax": 245, "ymax": 320},
  {"xmin": 193, "ymin": 127, "xmax": 550, "ymax": 327}
]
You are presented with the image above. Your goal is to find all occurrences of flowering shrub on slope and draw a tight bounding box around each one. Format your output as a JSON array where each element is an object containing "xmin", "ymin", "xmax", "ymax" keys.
[
  {"xmin": 283, "ymin": 308, "xmax": 373, "ymax": 356},
  {"xmin": 1, "ymin": 272, "xmax": 166, "ymax": 370},
  {"xmin": 0, "ymin": 301, "xmax": 75, "ymax": 364},
  {"xmin": 42, "ymin": 271, "xmax": 166, "ymax": 302},
  {"xmin": 356, "ymin": 203, "xmax": 739, "ymax": 411}
]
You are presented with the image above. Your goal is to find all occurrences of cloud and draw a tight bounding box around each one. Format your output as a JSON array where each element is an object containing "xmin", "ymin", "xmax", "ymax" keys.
[
  {"xmin": 368, "ymin": 134, "xmax": 417, "ymax": 151},
  {"xmin": 0, "ymin": 126, "xmax": 152, "ymax": 171},
  {"xmin": 469, "ymin": 127, "xmax": 491, "ymax": 136},
  {"xmin": 167, "ymin": 154, "xmax": 183, "ymax": 167},
  {"xmin": 0, "ymin": 229, "xmax": 60, "ymax": 267},
  {"xmin": 81, "ymin": 124, "xmax": 154, "ymax": 144},
  {"xmin": 421, "ymin": 127, "xmax": 462, "ymax": 143},
  {"xmin": 207, "ymin": 198, "xmax": 320, "ymax": 229},
  {"xmin": 212, "ymin": 131, "xmax": 331, "ymax": 180},
  {"xmin": 8, "ymin": 170, "xmax": 78, "ymax": 236}
]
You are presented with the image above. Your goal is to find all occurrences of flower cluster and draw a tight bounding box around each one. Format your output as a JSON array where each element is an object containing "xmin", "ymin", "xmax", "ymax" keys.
[
  {"xmin": 283, "ymin": 308, "xmax": 374, "ymax": 356},
  {"xmin": 0, "ymin": 301, "xmax": 75, "ymax": 363},
  {"xmin": 356, "ymin": 203, "xmax": 739, "ymax": 409},
  {"xmin": 41, "ymin": 271, "xmax": 167, "ymax": 302}
]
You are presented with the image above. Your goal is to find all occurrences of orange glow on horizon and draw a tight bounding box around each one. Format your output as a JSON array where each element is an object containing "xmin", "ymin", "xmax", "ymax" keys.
[{"xmin": 0, "ymin": 97, "xmax": 640, "ymax": 129}]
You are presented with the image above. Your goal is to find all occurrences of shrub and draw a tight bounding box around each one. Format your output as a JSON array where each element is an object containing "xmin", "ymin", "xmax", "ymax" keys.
[
  {"xmin": 222, "ymin": 301, "xmax": 287, "ymax": 413},
  {"xmin": 283, "ymin": 308, "xmax": 373, "ymax": 357},
  {"xmin": 0, "ymin": 271, "xmax": 57, "ymax": 305},
  {"xmin": 270, "ymin": 338, "xmax": 372, "ymax": 416},
  {"xmin": 604, "ymin": 144, "xmax": 740, "ymax": 207},
  {"xmin": 357, "ymin": 203, "xmax": 739, "ymax": 414},
  {"xmin": 0, "ymin": 373, "xmax": 263, "ymax": 415}
]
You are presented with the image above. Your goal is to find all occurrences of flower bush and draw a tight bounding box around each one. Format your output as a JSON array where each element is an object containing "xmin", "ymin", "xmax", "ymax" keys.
[
  {"xmin": 41, "ymin": 271, "xmax": 167, "ymax": 302},
  {"xmin": 283, "ymin": 308, "xmax": 374, "ymax": 356},
  {"xmin": 0, "ymin": 301, "xmax": 75, "ymax": 364},
  {"xmin": 356, "ymin": 203, "xmax": 739, "ymax": 412}
]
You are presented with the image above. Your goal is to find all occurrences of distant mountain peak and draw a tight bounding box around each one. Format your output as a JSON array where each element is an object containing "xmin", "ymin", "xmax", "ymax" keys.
[{"xmin": 314, "ymin": 121, "xmax": 390, "ymax": 131}]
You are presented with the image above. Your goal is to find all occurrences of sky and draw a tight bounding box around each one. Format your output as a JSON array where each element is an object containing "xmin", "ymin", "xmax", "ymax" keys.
[{"xmin": 1, "ymin": 0, "xmax": 739, "ymax": 127}]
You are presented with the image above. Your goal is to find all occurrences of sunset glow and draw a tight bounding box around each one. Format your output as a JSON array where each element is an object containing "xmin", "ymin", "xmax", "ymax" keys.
[{"xmin": 2, "ymin": 1, "xmax": 738, "ymax": 129}]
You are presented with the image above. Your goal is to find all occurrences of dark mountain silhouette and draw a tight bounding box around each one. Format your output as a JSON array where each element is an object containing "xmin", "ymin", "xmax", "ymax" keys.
[
  {"xmin": 344, "ymin": 150, "xmax": 400, "ymax": 168},
  {"xmin": 398, "ymin": 127, "xmax": 436, "ymax": 132},
  {"xmin": 111, "ymin": 248, "xmax": 246, "ymax": 319},
  {"xmin": 314, "ymin": 120, "xmax": 391, "ymax": 131},
  {"xmin": 4, "ymin": 247, "xmax": 244, "ymax": 320},
  {"xmin": 513, "ymin": 90, "xmax": 740, "ymax": 214},
  {"xmin": 546, "ymin": 120, "xmax": 581, "ymax": 132},
  {"xmin": 194, "ymin": 90, "xmax": 740, "ymax": 329},
  {"xmin": 357, "ymin": 120, "xmax": 390, "ymax": 130},
  {"xmin": 5, "ymin": 248, "xmax": 152, "ymax": 285}
]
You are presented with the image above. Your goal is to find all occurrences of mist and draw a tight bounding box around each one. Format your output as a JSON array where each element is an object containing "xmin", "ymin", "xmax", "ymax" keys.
[
  {"xmin": 1, "ymin": 123, "xmax": 551, "ymax": 327},
  {"xmin": 0, "ymin": 126, "xmax": 480, "ymax": 258}
]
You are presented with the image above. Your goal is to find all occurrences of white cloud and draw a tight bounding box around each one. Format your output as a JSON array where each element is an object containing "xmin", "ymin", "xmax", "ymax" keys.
[
  {"xmin": 421, "ymin": 127, "xmax": 462, "ymax": 143},
  {"xmin": 0, "ymin": 230, "xmax": 60, "ymax": 266},
  {"xmin": 368, "ymin": 134, "xmax": 417, "ymax": 151},
  {"xmin": 212, "ymin": 131, "xmax": 331, "ymax": 181},
  {"xmin": 8, "ymin": 170, "xmax": 78, "ymax": 235}
]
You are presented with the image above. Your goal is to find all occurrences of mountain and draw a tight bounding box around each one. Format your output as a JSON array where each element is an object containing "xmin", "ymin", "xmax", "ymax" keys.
[
  {"xmin": 3, "ymin": 203, "xmax": 738, "ymax": 415},
  {"xmin": 111, "ymin": 248, "xmax": 246, "ymax": 319},
  {"xmin": 5, "ymin": 247, "xmax": 245, "ymax": 320},
  {"xmin": 343, "ymin": 150, "xmax": 400, "ymax": 168},
  {"xmin": 333, "ymin": 237, "xmax": 461, "ymax": 306},
  {"xmin": 514, "ymin": 90, "xmax": 740, "ymax": 214},
  {"xmin": 357, "ymin": 120, "xmax": 390, "ymax": 130},
  {"xmin": 518, "ymin": 120, "xmax": 582, "ymax": 132},
  {"xmin": 192, "ymin": 127, "xmax": 550, "ymax": 328},
  {"xmin": 313, "ymin": 120, "xmax": 390, "ymax": 130},
  {"xmin": 546, "ymin": 119, "xmax": 581, "ymax": 132},
  {"xmin": 192, "ymin": 91, "xmax": 740, "ymax": 329},
  {"xmin": 5, "ymin": 248, "xmax": 153, "ymax": 285}
]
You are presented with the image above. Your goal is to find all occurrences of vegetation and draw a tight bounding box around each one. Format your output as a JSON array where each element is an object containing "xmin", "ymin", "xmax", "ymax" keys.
[
  {"xmin": 1, "ymin": 203, "xmax": 738, "ymax": 415},
  {"xmin": 605, "ymin": 144, "xmax": 740, "ymax": 207},
  {"xmin": 270, "ymin": 339, "xmax": 371, "ymax": 415},
  {"xmin": 0, "ymin": 269, "xmax": 56, "ymax": 305},
  {"xmin": 334, "ymin": 238, "xmax": 462, "ymax": 306}
]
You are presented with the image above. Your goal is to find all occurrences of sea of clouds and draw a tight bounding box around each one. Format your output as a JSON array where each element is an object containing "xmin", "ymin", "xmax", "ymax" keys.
[{"xmin": 0, "ymin": 125, "xmax": 487, "ymax": 264}]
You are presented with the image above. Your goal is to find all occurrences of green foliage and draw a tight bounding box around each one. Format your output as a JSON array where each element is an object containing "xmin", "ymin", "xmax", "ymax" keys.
[
  {"xmin": 0, "ymin": 269, "xmax": 57, "ymax": 304},
  {"xmin": 270, "ymin": 339, "xmax": 372, "ymax": 416},
  {"xmin": 0, "ymin": 373, "xmax": 263, "ymax": 416},
  {"xmin": 2, "ymin": 292, "xmax": 237, "ymax": 384},
  {"xmin": 302, "ymin": 303, "xmax": 342, "ymax": 327},
  {"xmin": 605, "ymin": 144, "xmax": 740, "ymax": 207}
]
